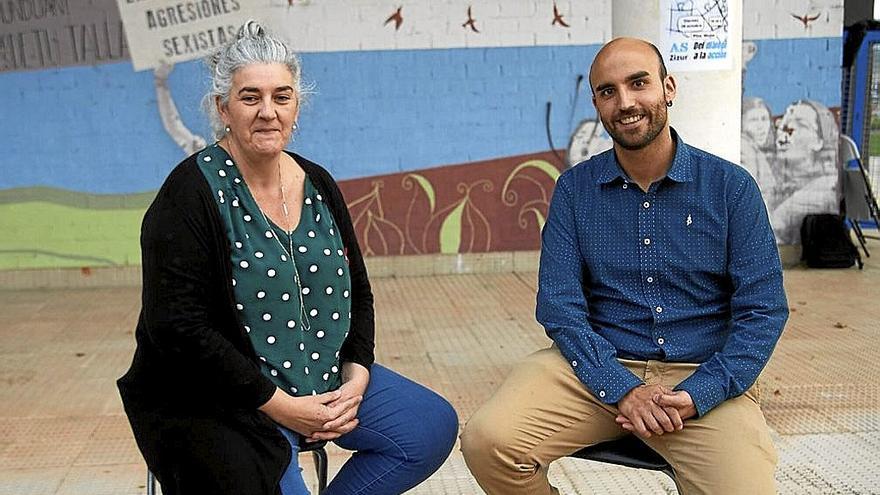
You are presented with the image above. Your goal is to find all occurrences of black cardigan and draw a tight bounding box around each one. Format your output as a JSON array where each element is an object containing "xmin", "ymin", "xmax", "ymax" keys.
[{"xmin": 118, "ymin": 151, "xmax": 375, "ymax": 494}]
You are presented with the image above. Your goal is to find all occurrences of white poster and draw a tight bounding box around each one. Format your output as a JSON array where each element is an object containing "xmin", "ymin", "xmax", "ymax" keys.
[
  {"xmin": 660, "ymin": 0, "xmax": 731, "ymax": 72},
  {"xmin": 116, "ymin": 0, "xmax": 262, "ymax": 71}
]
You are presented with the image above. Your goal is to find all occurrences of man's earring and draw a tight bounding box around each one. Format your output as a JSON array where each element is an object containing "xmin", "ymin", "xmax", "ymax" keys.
[{"xmin": 666, "ymin": 101, "xmax": 673, "ymax": 107}]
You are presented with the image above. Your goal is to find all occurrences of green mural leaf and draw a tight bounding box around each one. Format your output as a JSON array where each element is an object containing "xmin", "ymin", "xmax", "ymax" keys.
[
  {"xmin": 533, "ymin": 210, "xmax": 546, "ymax": 230},
  {"xmin": 439, "ymin": 200, "xmax": 466, "ymax": 254},
  {"xmin": 501, "ymin": 160, "xmax": 561, "ymax": 204},
  {"xmin": 512, "ymin": 160, "xmax": 560, "ymax": 183},
  {"xmin": 408, "ymin": 174, "xmax": 436, "ymax": 212}
]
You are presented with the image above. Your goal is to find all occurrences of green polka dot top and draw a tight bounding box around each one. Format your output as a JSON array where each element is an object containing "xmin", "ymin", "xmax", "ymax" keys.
[{"xmin": 198, "ymin": 144, "xmax": 352, "ymax": 396}]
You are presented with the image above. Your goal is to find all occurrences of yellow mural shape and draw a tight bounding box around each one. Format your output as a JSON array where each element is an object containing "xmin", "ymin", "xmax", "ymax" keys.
[{"xmin": 439, "ymin": 199, "xmax": 467, "ymax": 254}]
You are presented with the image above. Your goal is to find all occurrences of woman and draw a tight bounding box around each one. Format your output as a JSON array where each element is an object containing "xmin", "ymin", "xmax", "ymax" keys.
[
  {"xmin": 771, "ymin": 99, "xmax": 841, "ymax": 244},
  {"xmin": 740, "ymin": 96, "xmax": 779, "ymax": 207},
  {"xmin": 118, "ymin": 21, "xmax": 458, "ymax": 495}
]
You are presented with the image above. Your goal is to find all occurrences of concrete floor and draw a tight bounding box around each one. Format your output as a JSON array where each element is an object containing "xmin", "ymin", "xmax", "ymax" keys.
[{"xmin": 1, "ymin": 241, "xmax": 879, "ymax": 494}]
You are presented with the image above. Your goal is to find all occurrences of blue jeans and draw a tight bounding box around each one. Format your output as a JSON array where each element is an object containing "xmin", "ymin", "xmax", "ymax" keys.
[{"xmin": 278, "ymin": 364, "xmax": 459, "ymax": 495}]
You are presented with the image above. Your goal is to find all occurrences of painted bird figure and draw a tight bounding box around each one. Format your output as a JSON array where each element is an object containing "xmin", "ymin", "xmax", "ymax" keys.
[
  {"xmin": 463, "ymin": 6, "xmax": 479, "ymax": 33},
  {"xmin": 385, "ymin": 7, "xmax": 403, "ymax": 30},
  {"xmin": 791, "ymin": 12, "xmax": 821, "ymax": 29},
  {"xmin": 552, "ymin": 2, "xmax": 570, "ymax": 28}
]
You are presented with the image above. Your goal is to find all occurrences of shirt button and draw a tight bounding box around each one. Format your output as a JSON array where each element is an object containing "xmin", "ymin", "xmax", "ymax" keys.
[
  {"xmin": 644, "ymin": 238, "xmax": 651, "ymax": 245},
  {"xmin": 657, "ymin": 337, "xmax": 665, "ymax": 345},
  {"xmin": 655, "ymin": 306, "xmax": 663, "ymax": 313},
  {"xmin": 646, "ymin": 276, "xmax": 654, "ymax": 283},
  {"xmin": 622, "ymin": 183, "xmax": 628, "ymax": 189},
  {"xmin": 643, "ymin": 201, "xmax": 650, "ymax": 208},
  {"xmin": 598, "ymin": 390, "xmax": 606, "ymax": 398}
]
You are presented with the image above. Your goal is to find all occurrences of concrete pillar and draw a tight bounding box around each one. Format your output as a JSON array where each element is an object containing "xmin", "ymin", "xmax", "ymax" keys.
[{"xmin": 611, "ymin": 0, "xmax": 743, "ymax": 164}]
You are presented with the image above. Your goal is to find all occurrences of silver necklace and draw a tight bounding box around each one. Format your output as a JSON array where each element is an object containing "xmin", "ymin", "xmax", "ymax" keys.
[{"xmin": 253, "ymin": 157, "xmax": 311, "ymax": 332}]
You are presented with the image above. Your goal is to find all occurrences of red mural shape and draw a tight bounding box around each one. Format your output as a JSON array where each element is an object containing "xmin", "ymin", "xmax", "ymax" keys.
[
  {"xmin": 338, "ymin": 151, "xmax": 564, "ymax": 256},
  {"xmin": 345, "ymin": 181, "xmax": 407, "ymax": 257}
]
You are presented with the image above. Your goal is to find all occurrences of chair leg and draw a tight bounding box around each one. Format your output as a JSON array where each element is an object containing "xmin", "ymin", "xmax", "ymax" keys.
[
  {"xmin": 661, "ymin": 467, "xmax": 681, "ymax": 494},
  {"xmin": 311, "ymin": 448, "xmax": 328, "ymax": 494},
  {"xmin": 147, "ymin": 469, "xmax": 157, "ymax": 495},
  {"xmin": 852, "ymin": 220, "xmax": 870, "ymax": 257},
  {"xmin": 147, "ymin": 453, "xmax": 326, "ymax": 494}
]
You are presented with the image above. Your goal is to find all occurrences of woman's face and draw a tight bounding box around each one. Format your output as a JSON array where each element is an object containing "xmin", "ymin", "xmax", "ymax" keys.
[
  {"xmin": 218, "ymin": 63, "xmax": 299, "ymax": 157},
  {"xmin": 743, "ymin": 106, "xmax": 771, "ymax": 145},
  {"xmin": 777, "ymin": 102, "xmax": 822, "ymax": 162}
]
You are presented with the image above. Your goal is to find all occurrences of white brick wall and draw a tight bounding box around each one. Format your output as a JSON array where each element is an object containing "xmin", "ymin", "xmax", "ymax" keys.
[
  {"xmin": 116, "ymin": 0, "xmax": 843, "ymax": 70},
  {"xmin": 743, "ymin": 0, "xmax": 843, "ymax": 40},
  {"xmin": 257, "ymin": 0, "xmax": 840, "ymax": 55},
  {"xmin": 261, "ymin": 0, "xmax": 610, "ymax": 53}
]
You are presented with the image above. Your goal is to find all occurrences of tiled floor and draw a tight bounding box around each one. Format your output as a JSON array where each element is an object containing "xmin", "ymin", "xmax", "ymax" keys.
[{"xmin": 1, "ymin": 240, "xmax": 879, "ymax": 494}]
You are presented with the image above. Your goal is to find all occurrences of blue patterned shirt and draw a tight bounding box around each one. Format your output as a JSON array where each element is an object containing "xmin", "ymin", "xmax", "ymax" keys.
[{"xmin": 536, "ymin": 130, "xmax": 789, "ymax": 416}]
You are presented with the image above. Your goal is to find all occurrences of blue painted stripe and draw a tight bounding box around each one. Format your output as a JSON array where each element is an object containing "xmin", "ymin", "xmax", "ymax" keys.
[
  {"xmin": 0, "ymin": 45, "xmax": 598, "ymax": 193},
  {"xmin": 743, "ymin": 37, "xmax": 842, "ymax": 116},
  {"xmin": 0, "ymin": 37, "xmax": 841, "ymax": 194}
]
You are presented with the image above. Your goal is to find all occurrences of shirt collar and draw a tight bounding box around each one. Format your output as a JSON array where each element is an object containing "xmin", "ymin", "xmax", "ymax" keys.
[{"xmin": 595, "ymin": 127, "xmax": 694, "ymax": 184}]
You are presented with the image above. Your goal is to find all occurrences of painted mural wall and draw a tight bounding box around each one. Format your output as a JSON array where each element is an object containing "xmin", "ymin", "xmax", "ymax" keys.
[
  {"xmin": 0, "ymin": 0, "xmax": 844, "ymax": 270},
  {"xmin": 741, "ymin": 0, "xmax": 844, "ymax": 245}
]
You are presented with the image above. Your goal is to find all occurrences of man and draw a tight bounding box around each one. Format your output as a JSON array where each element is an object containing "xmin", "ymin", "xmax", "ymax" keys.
[{"xmin": 461, "ymin": 38, "xmax": 788, "ymax": 494}]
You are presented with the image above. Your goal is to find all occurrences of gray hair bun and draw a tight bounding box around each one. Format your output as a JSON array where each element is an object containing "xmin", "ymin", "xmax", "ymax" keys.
[{"xmin": 238, "ymin": 19, "xmax": 267, "ymax": 39}]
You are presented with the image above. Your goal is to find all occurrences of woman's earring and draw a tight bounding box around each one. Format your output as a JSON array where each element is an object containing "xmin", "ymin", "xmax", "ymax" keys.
[
  {"xmin": 224, "ymin": 125, "xmax": 231, "ymax": 133},
  {"xmin": 292, "ymin": 123, "xmax": 298, "ymax": 132},
  {"xmin": 666, "ymin": 101, "xmax": 673, "ymax": 107}
]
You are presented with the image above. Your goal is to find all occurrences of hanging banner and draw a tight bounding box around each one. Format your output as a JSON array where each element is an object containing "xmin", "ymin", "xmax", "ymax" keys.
[
  {"xmin": 116, "ymin": 0, "xmax": 262, "ymax": 71},
  {"xmin": 0, "ymin": 0, "xmax": 129, "ymax": 73},
  {"xmin": 659, "ymin": 0, "xmax": 731, "ymax": 72}
]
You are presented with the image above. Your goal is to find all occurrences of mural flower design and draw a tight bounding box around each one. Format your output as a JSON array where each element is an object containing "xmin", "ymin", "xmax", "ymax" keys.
[
  {"xmin": 338, "ymin": 152, "xmax": 563, "ymax": 257},
  {"xmin": 501, "ymin": 159, "xmax": 561, "ymax": 235},
  {"xmin": 401, "ymin": 173, "xmax": 436, "ymax": 254},
  {"xmin": 345, "ymin": 181, "xmax": 406, "ymax": 256},
  {"xmin": 422, "ymin": 180, "xmax": 494, "ymax": 254}
]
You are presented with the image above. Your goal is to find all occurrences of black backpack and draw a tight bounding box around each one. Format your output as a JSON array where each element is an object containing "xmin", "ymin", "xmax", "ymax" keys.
[{"xmin": 800, "ymin": 214, "xmax": 863, "ymax": 269}]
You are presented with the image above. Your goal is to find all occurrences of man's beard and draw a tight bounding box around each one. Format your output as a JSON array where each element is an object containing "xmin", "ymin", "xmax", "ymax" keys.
[{"xmin": 601, "ymin": 98, "xmax": 668, "ymax": 151}]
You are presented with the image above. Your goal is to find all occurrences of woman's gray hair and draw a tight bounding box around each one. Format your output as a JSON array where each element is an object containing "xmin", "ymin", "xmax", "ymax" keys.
[{"xmin": 202, "ymin": 20, "xmax": 308, "ymax": 140}]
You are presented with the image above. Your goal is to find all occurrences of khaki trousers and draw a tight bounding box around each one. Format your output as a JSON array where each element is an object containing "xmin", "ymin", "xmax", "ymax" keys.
[{"xmin": 460, "ymin": 347, "xmax": 777, "ymax": 495}]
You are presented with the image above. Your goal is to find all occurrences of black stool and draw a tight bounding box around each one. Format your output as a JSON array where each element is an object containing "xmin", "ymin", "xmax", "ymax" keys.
[
  {"xmin": 299, "ymin": 439, "xmax": 329, "ymax": 493},
  {"xmin": 146, "ymin": 440, "xmax": 329, "ymax": 494},
  {"xmin": 569, "ymin": 435, "xmax": 680, "ymax": 493}
]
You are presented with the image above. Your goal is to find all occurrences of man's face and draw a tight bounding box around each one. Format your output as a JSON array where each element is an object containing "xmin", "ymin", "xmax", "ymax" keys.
[{"xmin": 590, "ymin": 40, "xmax": 675, "ymax": 151}]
